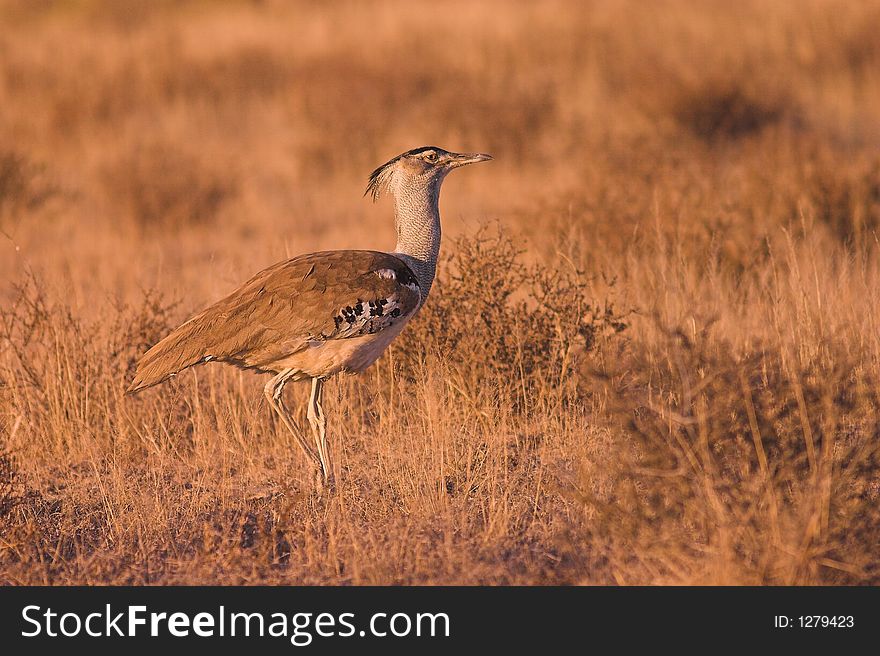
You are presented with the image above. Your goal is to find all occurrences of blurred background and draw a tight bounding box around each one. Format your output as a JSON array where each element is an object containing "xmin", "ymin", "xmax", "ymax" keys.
[
  {"xmin": 3, "ymin": 0, "xmax": 879, "ymax": 302},
  {"xmin": 1, "ymin": 1, "xmax": 880, "ymax": 584}
]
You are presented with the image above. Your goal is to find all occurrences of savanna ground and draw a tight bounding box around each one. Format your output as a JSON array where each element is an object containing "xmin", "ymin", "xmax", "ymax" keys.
[{"xmin": 1, "ymin": 0, "xmax": 880, "ymax": 585}]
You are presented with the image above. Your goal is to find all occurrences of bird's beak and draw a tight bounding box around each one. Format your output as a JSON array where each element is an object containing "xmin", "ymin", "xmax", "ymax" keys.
[{"xmin": 449, "ymin": 152, "xmax": 493, "ymax": 168}]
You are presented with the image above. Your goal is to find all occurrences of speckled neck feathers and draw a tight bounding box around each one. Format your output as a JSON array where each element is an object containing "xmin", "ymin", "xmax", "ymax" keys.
[{"xmin": 391, "ymin": 175, "xmax": 443, "ymax": 302}]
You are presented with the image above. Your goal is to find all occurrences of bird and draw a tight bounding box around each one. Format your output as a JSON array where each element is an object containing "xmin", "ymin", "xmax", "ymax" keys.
[{"xmin": 126, "ymin": 146, "xmax": 492, "ymax": 487}]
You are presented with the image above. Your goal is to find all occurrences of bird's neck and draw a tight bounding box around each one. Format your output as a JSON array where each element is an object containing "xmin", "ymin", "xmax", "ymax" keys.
[{"xmin": 392, "ymin": 178, "xmax": 442, "ymax": 300}]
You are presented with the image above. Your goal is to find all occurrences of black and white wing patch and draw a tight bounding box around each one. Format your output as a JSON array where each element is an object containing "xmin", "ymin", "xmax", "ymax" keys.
[
  {"xmin": 326, "ymin": 265, "xmax": 421, "ymax": 339},
  {"xmin": 330, "ymin": 294, "xmax": 409, "ymax": 338}
]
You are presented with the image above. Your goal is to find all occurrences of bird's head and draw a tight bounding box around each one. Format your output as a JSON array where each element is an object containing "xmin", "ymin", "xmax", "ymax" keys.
[{"xmin": 365, "ymin": 146, "xmax": 492, "ymax": 201}]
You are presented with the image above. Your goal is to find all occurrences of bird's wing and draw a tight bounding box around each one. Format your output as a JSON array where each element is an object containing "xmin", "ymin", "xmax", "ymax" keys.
[{"xmin": 127, "ymin": 250, "xmax": 421, "ymax": 392}]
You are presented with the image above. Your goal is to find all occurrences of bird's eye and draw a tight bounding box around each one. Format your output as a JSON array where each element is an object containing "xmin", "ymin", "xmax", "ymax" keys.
[{"xmin": 424, "ymin": 151, "xmax": 438, "ymax": 162}]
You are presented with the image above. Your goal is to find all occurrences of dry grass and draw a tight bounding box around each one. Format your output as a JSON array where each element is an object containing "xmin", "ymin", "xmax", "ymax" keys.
[{"xmin": 1, "ymin": 0, "xmax": 879, "ymax": 584}]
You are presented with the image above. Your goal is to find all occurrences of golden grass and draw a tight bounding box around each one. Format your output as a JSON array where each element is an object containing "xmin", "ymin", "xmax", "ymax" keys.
[{"xmin": 1, "ymin": 0, "xmax": 879, "ymax": 584}]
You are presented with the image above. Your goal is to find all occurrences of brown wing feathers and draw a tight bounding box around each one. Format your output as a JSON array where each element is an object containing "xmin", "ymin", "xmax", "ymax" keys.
[{"xmin": 126, "ymin": 251, "xmax": 420, "ymax": 393}]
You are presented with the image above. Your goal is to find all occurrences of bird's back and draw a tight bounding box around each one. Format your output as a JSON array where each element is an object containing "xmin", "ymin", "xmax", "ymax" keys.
[{"xmin": 127, "ymin": 250, "xmax": 421, "ymax": 393}]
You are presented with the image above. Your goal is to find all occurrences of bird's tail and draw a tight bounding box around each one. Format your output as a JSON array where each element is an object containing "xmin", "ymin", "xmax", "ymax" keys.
[{"xmin": 126, "ymin": 317, "xmax": 211, "ymax": 394}]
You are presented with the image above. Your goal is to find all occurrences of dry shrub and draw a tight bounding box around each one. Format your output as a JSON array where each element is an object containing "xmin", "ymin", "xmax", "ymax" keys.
[
  {"xmin": 0, "ymin": 277, "xmax": 201, "ymax": 580},
  {"xmin": 0, "ymin": 150, "xmax": 58, "ymax": 219},
  {"xmin": 581, "ymin": 324, "xmax": 880, "ymax": 584},
  {"xmin": 668, "ymin": 76, "xmax": 796, "ymax": 142},
  {"xmin": 802, "ymin": 151, "xmax": 880, "ymax": 245},
  {"xmin": 103, "ymin": 140, "xmax": 237, "ymax": 230},
  {"xmin": 393, "ymin": 228, "xmax": 628, "ymax": 409},
  {"xmin": 0, "ymin": 274, "xmax": 180, "ymax": 456}
]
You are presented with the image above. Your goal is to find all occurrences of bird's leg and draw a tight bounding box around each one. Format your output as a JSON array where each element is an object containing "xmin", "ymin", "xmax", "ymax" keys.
[
  {"xmin": 264, "ymin": 370, "xmax": 320, "ymax": 467},
  {"xmin": 307, "ymin": 377, "xmax": 333, "ymax": 487}
]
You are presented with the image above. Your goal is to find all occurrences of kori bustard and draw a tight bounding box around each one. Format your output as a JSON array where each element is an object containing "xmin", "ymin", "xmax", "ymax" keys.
[{"xmin": 127, "ymin": 147, "xmax": 491, "ymax": 486}]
